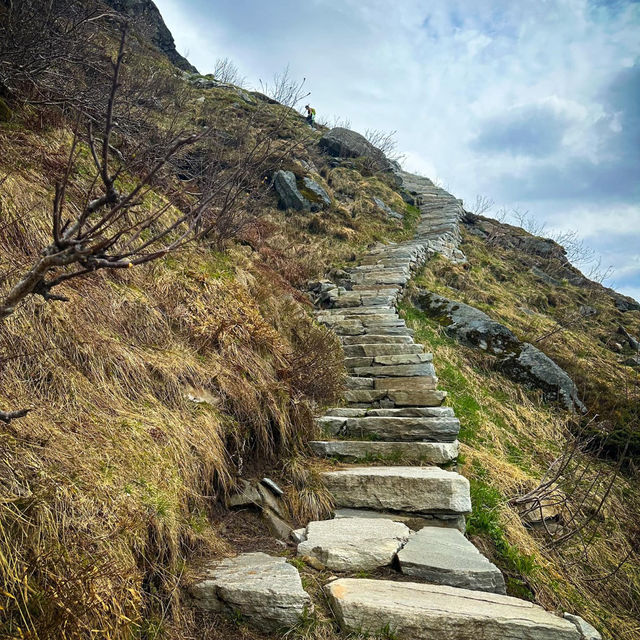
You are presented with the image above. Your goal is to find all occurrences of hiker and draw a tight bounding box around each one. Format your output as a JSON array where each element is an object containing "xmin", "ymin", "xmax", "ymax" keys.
[{"xmin": 304, "ymin": 104, "xmax": 316, "ymax": 126}]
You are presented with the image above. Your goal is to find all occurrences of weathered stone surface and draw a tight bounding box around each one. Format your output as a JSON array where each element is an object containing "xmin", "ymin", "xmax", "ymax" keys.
[
  {"xmin": 262, "ymin": 508, "xmax": 293, "ymax": 541},
  {"xmin": 326, "ymin": 579, "xmax": 581, "ymax": 640},
  {"xmin": 297, "ymin": 518, "xmax": 410, "ymax": 571},
  {"xmin": 340, "ymin": 334, "xmax": 414, "ymax": 345},
  {"xmin": 499, "ymin": 343, "xmax": 586, "ymax": 412},
  {"xmin": 309, "ymin": 440, "xmax": 459, "ymax": 464},
  {"xmin": 334, "ymin": 509, "xmax": 466, "ymax": 532},
  {"xmin": 228, "ymin": 479, "xmax": 262, "ymax": 508},
  {"xmin": 366, "ymin": 406, "xmax": 454, "ymax": 417},
  {"xmin": 373, "ymin": 196, "xmax": 403, "ymax": 220},
  {"xmin": 190, "ymin": 553, "xmax": 310, "ymax": 630},
  {"xmin": 345, "ymin": 376, "xmax": 374, "ymax": 389},
  {"xmin": 342, "ymin": 343, "xmax": 424, "ymax": 357},
  {"xmin": 388, "ymin": 389, "xmax": 447, "ymax": 406},
  {"xmin": 563, "ymin": 613, "xmax": 602, "ymax": 639},
  {"xmin": 351, "ymin": 363, "xmax": 435, "ymax": 377},
  {"xmin": 300, "ymin": 176, "xmax": 331, "ymax": 209},
  {"xmin": 410, "ymin": 289, "xmax": 520, "ymax": 355},
  {"xmin": 398, "ymin": 527, "xmax": 505, "ymax": 593},
  {"xmin": 322, "ymin": 467, "xmax": 471, "ymax": 514},
  {"xmin": 273, "ymin": 170, "xmax": 309, "ymax": 211},
  {"xmin": 343, "ymin": 416, "xmax": 460, "ymax": 442},
  {"xmin": 315, "ymin": 416, "xmax": 347, "ymax": 435},
  {"xmin": 374, "ymin": 376, "xmax": 438, "ymax": 390}
]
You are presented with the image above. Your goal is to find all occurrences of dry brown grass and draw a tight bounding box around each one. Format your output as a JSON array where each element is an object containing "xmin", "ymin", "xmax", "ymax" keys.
[{"xmin": 402, "ymin": 239, "xmax": 640, "ymax": 639}]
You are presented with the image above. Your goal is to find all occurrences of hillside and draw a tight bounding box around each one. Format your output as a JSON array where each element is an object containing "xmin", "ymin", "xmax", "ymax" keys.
[{"xmin": 1, "ymin": 2, "xmax": 638, "ymax": 639}]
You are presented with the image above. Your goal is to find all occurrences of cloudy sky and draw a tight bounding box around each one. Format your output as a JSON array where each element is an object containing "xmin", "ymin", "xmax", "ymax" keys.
[{"xmin": 154, "ymin": 0, "xmax": 640, "ymax": 300}]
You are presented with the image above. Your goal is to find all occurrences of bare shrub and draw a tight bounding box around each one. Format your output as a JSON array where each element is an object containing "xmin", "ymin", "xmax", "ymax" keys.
[
  {"xmin": 471, "ymin": 194, "xmax": 495, "ymax": 216},
  {"xmin": 364, "ymin": 128, "xmax": 404, "ymax": 164},
  {"xmin": 213, "ymin": 56, "xmax": 245, "ymax": 86},
  {"xmin": 259, "ymin": 64, "xmax": 310, "ymax": 107}
]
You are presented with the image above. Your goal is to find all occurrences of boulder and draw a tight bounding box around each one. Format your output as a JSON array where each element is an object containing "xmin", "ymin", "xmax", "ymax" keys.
[
  {"xmin": 499, "ymin": 343, "xmax": 586, "ymax": 412},
  {"xmin": 318, "ymin": 127, "xmax": 390, "ymax": 170},
  {"xmin": 410, "ymin": 289, "xmax": 520, "ymax": 355},
  {"xmin": 273, "ymin": 170, "xmax": 309, "ymax": 211},
  {"xmin": 189, "ymin": 553, "xmax": 310, "ymax": 630},
  {"xmin": 397, "ymin": 527, "xmax": 506, "ymax": 593},
  {"xmin": 297, "ymin": 517, "xmax": 410, "ymax": 571},
  {"xmin": 326, "ymin": 579, "xmax": 581, "ymax": 639},
  {"xmin": 622, "ymin": 355, "xmax": 640, "ymax": 368}
]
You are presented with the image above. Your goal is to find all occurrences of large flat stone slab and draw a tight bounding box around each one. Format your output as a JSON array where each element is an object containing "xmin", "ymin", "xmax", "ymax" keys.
[
  {"xmin": 189, "ymin": 553, "xmax": 310, "ymax": 631},
  {"xmin": 343, "ymin": 416, "xmax": 460, "ymax": 442},
  {"xmin": 297, "ymin": 518, "xmax": 410, "ymax": 571},
  {"xmin": 309, "ymin": 440, "xmax": 459, "ymax": 464},
  {"xmin": 398, "ymin": 527, "xmax": 506, "ymax": 593},
  {"xmin": 326, "ymin": 579, "xmax": 581, "ymax": 640},
  {"xmin": 350, "ymin": 363, "xmax": 436, "ymax": 377},
  {"xmin": 343, "ymin": 343, "xmax": 424, "ymax": 357},
  {"xmin": 387, "ymin": 389, "xmax": 447, "ymax": 406},
  {"xmin": 340, "ymin": 334, "xmax": 414, "ymax": 344},
  {"xmin": 374, "ymin": 376, "xmax": 438, "ymax": 390},
  {"xmin": 322, "ymin": 466, "xmax": 471, "ymax": 514}
]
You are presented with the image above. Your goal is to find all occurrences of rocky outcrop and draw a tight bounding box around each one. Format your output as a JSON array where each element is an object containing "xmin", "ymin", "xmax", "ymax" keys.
[
  {"xmin": 318, "ymin": 127, "xmax": 390, "ymax": 170},
  {"xmin": 464, "ymin": 213, "xmax": 640, "ymax": 313},
  {"xmin": 104, "ymin": 0, "xmax": 197, "ymax": 72},
  {"xmin": 409, "ymin": 288, "xmax": 585, "ymax": 412},
  {"xmin": 273, "ymin": 170, "xmax": 330, "ymax": 212},
  {"xmin": 189, "ymin": 553, "xmax": 310, "ymax": 630},
  {"xmin": 411, "ymin": 290, "xmax": 520, "ymax": 355}
]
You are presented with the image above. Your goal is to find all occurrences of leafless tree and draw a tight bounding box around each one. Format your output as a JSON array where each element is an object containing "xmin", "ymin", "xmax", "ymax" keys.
[
  {"xmin": 364, "ymin": 128, "xmax": 404, "ymax": 164},
  {"xmin": 213, "ymin": 56, "xmax": 245, "ymax": 86},
  {"xmin": 259, "ymin": 64, "xmax": 310, "ymax": 106},
  {"xmin": 471, "ymin": 194, "xmax": 495, "ymax": 216},
  {"xmin": 510, "ymin": 418, "xmax": 633, "ymax": 561}
]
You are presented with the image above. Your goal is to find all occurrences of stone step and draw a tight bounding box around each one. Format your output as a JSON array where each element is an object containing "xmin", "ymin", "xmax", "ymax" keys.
[
  {"xmin": 343, "ymin": 388, "xmax": 447, "ymax": 407},
  {"xmin": 386, "ymin": 389, "xmax": 448, "ymax": 406},
  {"xmin": 329, "ymin": 323, "xmax": 414, "ymax": 337},
  {"xmin": 322, "ymin": 466, "xmax": 471, "ymax": 515},
  {"xmin": 297, "ymin": 518, "xmax": 410, "ymax": 571},
  {"xmin": 320, "ymin": 415, "xmax": 460, "ymax": 441},
  {"xmin": 340, "ymin": 334, "xmax": 414, "ymax": 345},
  {"xmin": 333, "ymin": 508, "xmax": 465, "ymax": 532},
  {"xmin": 315, "ymin": 306, "xmax": 397, "ymax": 316},
  {"xmin": 325, "ymin": 406, "xmax": 454, "ymax": 418},
  {"xmin": 190, "ymin": 553, "xmax": 310, "ymax": 631},
  {"xmin": 349, "ymin": 363, "xmax": 436, "ymax": 377},
  {"xmin": 342, "ymin": 343, "xmax": 424, "ymax": 357},
  {"xmin": 345, "ymin": 354, "xmax": 432, "ymax": 369},
  {"xmin": 326, "ymin": 579, "xmax": 581, "ymax": 640},
  {"xmin": 309, "ymin": 440, "xmax": 459, "ymax": 464},
  {"xmin": 365, "ymin": 407, "xmax": 455, "ymax": 417},
  {"xmin": 317, "ymin": 314, "xmax": 404, "ymax": 326},
  {"xmin": 374, "ymin": 376, "xmax": 438, "ymax": 390},
  {"xmin": 345, "ymin": 376, "xmax": 374, "ymax": 389},
  {"xmin": 398, "ymin": 527, "xmax": 506, "ymax": 593}
]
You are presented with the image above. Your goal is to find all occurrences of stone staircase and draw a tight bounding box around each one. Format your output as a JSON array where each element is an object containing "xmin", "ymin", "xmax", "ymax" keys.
[
  {"xmin": 191, "ymin": 172, "xmax": 600, "ymax": 639},
  {"xmin": 299, "ymin": 173, "xmax": 594, "ymax": 638}
]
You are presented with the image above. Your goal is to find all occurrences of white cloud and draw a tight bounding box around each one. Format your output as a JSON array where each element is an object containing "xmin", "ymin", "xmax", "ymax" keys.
[{"xmin": 154, "ymin": 0, "xmax": 640, "ymax": 300}]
